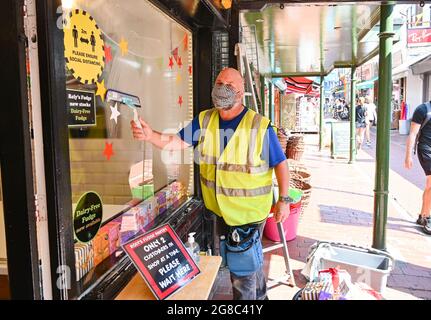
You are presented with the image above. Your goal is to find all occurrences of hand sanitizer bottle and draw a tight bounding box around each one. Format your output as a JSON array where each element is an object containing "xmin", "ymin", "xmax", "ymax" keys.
[{"xmin": 185, "ymin": 232, "xmax": 200, "ymax": 264}]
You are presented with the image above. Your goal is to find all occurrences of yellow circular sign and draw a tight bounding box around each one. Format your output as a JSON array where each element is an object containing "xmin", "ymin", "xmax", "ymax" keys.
[{"xmin": 64, "ymin": 9, "xmax": 105, "ymax": 84}]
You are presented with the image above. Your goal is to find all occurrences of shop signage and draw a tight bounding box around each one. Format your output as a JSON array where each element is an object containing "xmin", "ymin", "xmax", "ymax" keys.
[
  {"xmin": 73, "ymin": 191, "xmax": 103, "ymax": 243},
  {"xmin": 63, "ymin": 9, "xmax": 105, "ymax": 84},
  {"xmin": 123, "ymin": 224, "xmax": 201, "ymax": 300},
  {"xmin": 331, "ymin": 121, "xmax": 350, "ymax": 158},
  {"xmin": 407, "ymin": 28, "xmax": 431, "ymax": 47},
  {"xmin": 67, "ymin": 89, "xmax": 96, "ymax": 127}
]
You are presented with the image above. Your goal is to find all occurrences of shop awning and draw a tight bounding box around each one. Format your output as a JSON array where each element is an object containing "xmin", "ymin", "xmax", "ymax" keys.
[
  {"xmin": 392, "ymin": 53, "xmax": 431, "ymax": 79},
  {"xmin": 357, "ymin": 77, "xmax": 378, "ymax": 89},
  {"xmin": 284, "ymin": 77, "xmax": 315, "ymax": 94},
  {"xmin": 411, "ymin": 54, "xmax": 431, "ymax": 75}
]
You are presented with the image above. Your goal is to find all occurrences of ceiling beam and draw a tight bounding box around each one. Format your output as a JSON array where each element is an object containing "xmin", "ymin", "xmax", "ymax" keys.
[{"xmin": 238, "ymin": 1, "xmax": 418, "ymax": 12}]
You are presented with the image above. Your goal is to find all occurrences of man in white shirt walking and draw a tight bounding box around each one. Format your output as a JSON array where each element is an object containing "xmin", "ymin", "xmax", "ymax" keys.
[{"xmin": 364, "ymin": 96, "xmax": 377, "ymax": 146}]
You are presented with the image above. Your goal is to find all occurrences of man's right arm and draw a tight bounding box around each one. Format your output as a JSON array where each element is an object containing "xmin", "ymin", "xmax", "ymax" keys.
[
  {"xmin": 405, "ymin": 122, "xmax": 420, "ymax": 169},
  {"xmin": 131, "ymin": 117, "xmax": 191, "ymax": 151}
]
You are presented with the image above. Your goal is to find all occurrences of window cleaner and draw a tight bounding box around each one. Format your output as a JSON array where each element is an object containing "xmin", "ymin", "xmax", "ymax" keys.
[{"xmin": 185, "ymin": 232, "xmax": 200, "ymax": 264}]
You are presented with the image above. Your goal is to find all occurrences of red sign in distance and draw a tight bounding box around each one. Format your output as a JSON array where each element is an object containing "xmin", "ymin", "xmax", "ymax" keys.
[
  {"xmin": 122, "ymin": 223, "xmax": 200, "ymax": 300},
  {"xmin": 407, "ymin": 28, "xmax": 431, "ymax": 46}
]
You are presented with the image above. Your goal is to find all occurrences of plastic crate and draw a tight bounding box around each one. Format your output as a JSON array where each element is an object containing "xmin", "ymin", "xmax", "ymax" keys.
[{"xmin": 314, "ymin": 242, "xmax": 394, "ymax": 294}]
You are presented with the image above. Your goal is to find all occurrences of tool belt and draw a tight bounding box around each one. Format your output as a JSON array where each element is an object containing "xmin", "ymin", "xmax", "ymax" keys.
[{"xmin": 220, "ymin": 225, "xmax": 264, "ymax": 276}]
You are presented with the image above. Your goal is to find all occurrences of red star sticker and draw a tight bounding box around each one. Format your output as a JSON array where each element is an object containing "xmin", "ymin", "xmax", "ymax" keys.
[
  {"xmin": 178, "ymin": 96, "xmax": 183, "ymax": 107},
  {"xmin": 183, "ymin": 34, "xmax": 188, "ymax": 51},
  {"xmin": 188, "ymin": 65, "xmax": 192, "ymax": 76},
  {"xmin": 168, "ymin": 56, "xmax": 174, "ymax": 69},
  {"xmin": 104, "ymin": 45, "xmax": 112, "ymax": 64},
  {"xmin": 103, "ymin": 142, "xmax": 114, "ymax": 160},
  {"xmin": 177, "ymin": 56, "xmax": 182, "ymax": 68}
]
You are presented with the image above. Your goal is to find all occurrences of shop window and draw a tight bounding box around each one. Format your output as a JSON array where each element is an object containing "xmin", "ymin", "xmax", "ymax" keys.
[{"xmin": 62, "ymin": 0, "xmax": 194, "ymax": 293}]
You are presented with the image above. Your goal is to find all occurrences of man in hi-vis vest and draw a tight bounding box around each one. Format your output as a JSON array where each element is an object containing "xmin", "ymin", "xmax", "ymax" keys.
[{"xmin": 131, "ymin": 68, "xmax": 291, "ymax": 300}]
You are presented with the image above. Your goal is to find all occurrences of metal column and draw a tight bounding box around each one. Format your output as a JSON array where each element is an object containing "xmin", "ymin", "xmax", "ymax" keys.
[
  {"xmin": 260, "ymin": 75, "xmax": 266, "ymax": 117},
  {"xmin": 269, "ymin": 81, "xmax": 274, "ymax": 123},
  {"xmin": 349, "ymin": 6, "xmax": 358, "ymax": 164},
  {"xmin": 373, "ymin": 4, "xmax": 395, "ymax": 250},
  {"xmin": 349, "ymin": 66, "xmax": 357, "ymax": 163},
  {"xmin": 319, "ymin": 76, "xmax": 325, "ymax": 151}
]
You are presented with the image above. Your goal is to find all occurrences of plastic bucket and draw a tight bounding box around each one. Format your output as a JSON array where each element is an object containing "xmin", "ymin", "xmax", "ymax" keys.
[{"xmin": 264, "ymin": 188, "xmax": 302, "ymax": 242}]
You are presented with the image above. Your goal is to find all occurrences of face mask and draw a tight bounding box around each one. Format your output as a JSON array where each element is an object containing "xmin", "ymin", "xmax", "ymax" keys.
[{"xmin": 211, "ymin": 84, "xmax": 239, "ymax": 110}]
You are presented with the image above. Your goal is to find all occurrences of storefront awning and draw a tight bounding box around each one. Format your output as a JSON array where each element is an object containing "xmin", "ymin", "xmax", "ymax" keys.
[
  {"xmin": 284, "ymin": 77, "xmax": 315, "ymax": 94},
  {"xmin": 411, "ymin": 54, "xmax": 431, "ymax": 75},
  {"xmin": 392, "ymin": 53, "xmax": 431, "ymax": 79},
  {"xmin": 357, "ymin": 77, "xmax": 378, "ymax": 89}
]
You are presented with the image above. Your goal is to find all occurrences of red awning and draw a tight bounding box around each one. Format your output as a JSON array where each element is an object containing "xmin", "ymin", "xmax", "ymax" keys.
[{"xmin": 284, "ymin": 77, "xmax": 315, "ymax": 95}]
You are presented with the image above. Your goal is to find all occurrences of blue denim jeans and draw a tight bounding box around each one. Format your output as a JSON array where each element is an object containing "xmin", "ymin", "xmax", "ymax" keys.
[
  {"xmin": 216, "ymin": 217, "xmax": 267, "ymax": 300},
  {"xmin": 230, "ymin": 266, "xmax": 268, "ymax": 300}
]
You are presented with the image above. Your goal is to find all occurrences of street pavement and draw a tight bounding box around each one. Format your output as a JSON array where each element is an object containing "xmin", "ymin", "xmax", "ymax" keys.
[{"xmin": 211, "ymin": 131, "xmax": 431, "ymax": 300}]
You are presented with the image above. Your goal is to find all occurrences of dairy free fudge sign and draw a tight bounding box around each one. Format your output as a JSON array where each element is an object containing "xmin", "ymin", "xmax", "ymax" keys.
[
  {"xmin": 123, "ymin": 224, "xmax": 200, "ymax": 300},
  {"xmin": 67, "ymin": 89, "xmax": 96, "ymax": 127}
]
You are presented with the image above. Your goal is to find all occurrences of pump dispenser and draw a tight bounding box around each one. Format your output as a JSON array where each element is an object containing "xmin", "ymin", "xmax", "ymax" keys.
[{"xmin": 185, "ymin": 232, "xmax": 200, "ymax": 264}]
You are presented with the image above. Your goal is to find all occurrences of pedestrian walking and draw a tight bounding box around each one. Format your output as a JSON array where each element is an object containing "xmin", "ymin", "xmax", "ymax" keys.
[
  {"xmin": 404, "ymin": 100, "xmax": 431, "ymax": 235},
  {"xmin": 355, "ymin": 97, "xmax": 367, "ymax": 150},
  {"xmin": 364, "ymin": 96, "xmax": 377, "ymax": 146}
]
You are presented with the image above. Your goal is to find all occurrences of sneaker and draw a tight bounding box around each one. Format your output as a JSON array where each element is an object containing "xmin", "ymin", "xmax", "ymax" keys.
[
  {"xmin": 423, "ymin": 220, "xmax": 431, "ymax": 235},
  {"xmin": 366, "ymin": 141, "xmax": 371, "ymax": 146},
  {"xmin": 417, "ymin": 215, "xmax": 431, "ymax": 226}
]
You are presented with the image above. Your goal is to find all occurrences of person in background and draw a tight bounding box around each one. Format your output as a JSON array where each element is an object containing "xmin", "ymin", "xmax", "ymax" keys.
[
  {"xmin": 364, "ymin": 96, "xmax": 377, "ymax": 146},
  {"xmin": 131, "ymin": 67, "xmax": 291, "ymax": 299},
  {"xmin": 355, "ymin": 97, "xmax": 367, "ymax": 150},
  {"xmin": 405, "ymin": 100, "xmax": 431, "ymax": 235}
]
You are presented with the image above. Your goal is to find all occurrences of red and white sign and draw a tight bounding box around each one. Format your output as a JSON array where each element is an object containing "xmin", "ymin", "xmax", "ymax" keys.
[
  {"xmin": 122, "ymin": 224, "xmax": 200, "ymax": 300},
  {"xmin": 408, "ymin": 28, "xmax": 431, "ymax": 47}
]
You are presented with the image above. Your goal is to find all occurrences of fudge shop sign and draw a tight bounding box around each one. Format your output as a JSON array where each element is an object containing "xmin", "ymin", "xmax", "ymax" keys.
[
  {"xmin": 73, "ymin": 191, "xmax": 103, "ymax": 243},
  {"xmin": 67, "ymin": 89, "xmax": 96, "ymax": 127},
  {"xmin": 123, "ymin": 224, "xmax": 201, "ymax": 300}
]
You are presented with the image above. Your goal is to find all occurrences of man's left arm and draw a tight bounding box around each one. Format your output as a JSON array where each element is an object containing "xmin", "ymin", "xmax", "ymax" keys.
[
  {"xmin": 273, "ymin": 160, "xmax": 290, "ymax": 223},
  {"xmin": 264, "ymin": 125, "xmax": 290, "ymax": 223}
]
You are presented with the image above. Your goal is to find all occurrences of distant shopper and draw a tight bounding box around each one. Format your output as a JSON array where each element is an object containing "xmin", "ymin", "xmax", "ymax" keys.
[
  {"xmin": 364, "ymin": 96, "xmax": 377, "ymax": 146},
  {"xmin": 405, "ymin": 100, "xmax": 431, "ymax": 235},
  {"xmin": 355, "ymin": 97, "xmax": 367, "ymax": 150}
]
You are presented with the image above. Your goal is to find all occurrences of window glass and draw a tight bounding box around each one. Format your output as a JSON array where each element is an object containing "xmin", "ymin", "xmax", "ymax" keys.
[{"xmin": 63, "ymin": 0, "xmax": 194, "ymax": 289}]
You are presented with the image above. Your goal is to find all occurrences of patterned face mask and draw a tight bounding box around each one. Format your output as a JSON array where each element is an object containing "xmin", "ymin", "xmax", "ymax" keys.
[{"xmin": 211, "ymin": 84, "xmax": 240, "ymax": 110}]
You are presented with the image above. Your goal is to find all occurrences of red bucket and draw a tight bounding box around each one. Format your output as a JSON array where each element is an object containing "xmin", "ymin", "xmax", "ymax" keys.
[{"xmin": 264, "ymin": 201, "xmax": 302, "ymax": 242}]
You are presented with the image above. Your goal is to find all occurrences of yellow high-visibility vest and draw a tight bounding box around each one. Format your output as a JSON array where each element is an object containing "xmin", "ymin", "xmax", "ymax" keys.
[{"xmin": 198, "ymin": 107, "xmax": 273, "ymax": 226}]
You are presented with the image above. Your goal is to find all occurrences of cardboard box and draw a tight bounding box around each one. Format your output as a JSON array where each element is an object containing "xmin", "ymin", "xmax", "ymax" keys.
[
  {"xmin": 101, "ymin": 221, "xmax": 121, "ymax": 254},
  {"xmin": 93, "ymin": 228, "xmax": 110, "ymax": 266},
  {"xmin": 74, "ymin": 241, "xmax": 94, "ymax": 281}
]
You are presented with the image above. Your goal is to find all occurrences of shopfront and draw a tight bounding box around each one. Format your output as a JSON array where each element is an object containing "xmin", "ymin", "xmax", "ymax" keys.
[{"xmin": 1, "ymin": 0, "xmax": 230, "ymax": 300}]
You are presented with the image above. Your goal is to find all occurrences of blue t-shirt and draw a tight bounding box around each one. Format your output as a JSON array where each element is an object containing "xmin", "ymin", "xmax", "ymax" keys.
[{"xmin": 177, "ymin": 108, "xmax": 286, "ymax": 168}]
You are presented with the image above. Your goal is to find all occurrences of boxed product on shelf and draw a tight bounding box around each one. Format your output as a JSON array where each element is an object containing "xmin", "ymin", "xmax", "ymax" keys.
[
  {"xmin": 131, "ymin": 183, "xmax": 154, "ymax": 201},
  {"xmin": 120, "ymin": 230, "xmax": 136, "ymax": 245},
  {"xmin": 93, "ymin": 228, "xmax": 110, "ymax": 266},
  {"xmin": 74, "ymin": 241, "xmax": 94, "ymax": 281},
  {"xmin": 139, "ymin": 196, "xmax": 157, "ymax": 227},
  {"xmin": 100, "ymin": 221, "xmax": 121, "ymax": 254},
  {"xmin": 120, "ymin": 208, "xmax": 141, "ymax": 234},
  {"xmin": 155, "ymin": 190, "xmax": 167, "ymax": 214}
]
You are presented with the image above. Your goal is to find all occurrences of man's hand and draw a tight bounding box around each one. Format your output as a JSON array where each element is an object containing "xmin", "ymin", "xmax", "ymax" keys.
[
  {"xmin": 273, "ymin": 200, "xmax": 290, "ymax": 223},
  {"xmin": 131, "ymin": 117, "xmax": 153, "ymax": 142},
  {"xmin": 404, "ymin": 156, "xmax": 413, "ymax": 170}
]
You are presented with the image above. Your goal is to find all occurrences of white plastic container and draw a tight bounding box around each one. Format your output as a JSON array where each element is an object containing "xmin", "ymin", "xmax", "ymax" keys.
[{"xmin": 318, "ymin": 243, "xmax": 394, "ymax": 294}]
